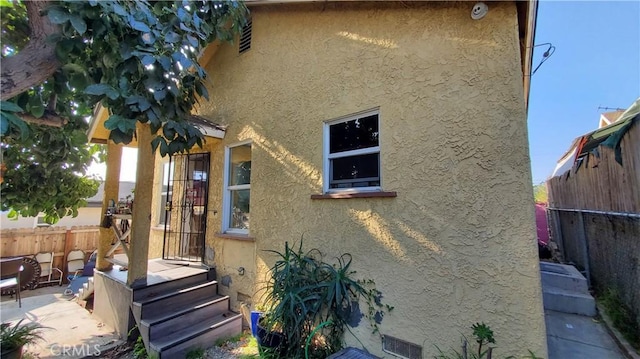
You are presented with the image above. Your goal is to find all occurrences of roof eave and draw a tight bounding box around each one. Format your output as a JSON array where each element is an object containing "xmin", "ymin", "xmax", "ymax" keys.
[{"xmin": 521, "ymin": 0, "xmax": 538, "ymax": 112}]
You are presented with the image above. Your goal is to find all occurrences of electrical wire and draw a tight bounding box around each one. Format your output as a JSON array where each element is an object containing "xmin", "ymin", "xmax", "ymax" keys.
[{"xmin": 532, "ymin": 43, "xmax": 556, "ymax": 75}]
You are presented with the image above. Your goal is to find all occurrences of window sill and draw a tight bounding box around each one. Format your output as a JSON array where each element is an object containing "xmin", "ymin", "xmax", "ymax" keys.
[
  {"xmin": 310, "ymin": 191, "xmax": 397, "ymax": 199},
  {"xmin": 215, "ymin": 232, "xmax": 256, "ymax": 242},
  {"xmin": 151, "ymin": 225, "xmax": 167, "ymax": 231}
]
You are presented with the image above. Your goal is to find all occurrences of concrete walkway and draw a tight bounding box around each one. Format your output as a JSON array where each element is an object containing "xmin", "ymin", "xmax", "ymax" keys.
[
  {"xmin": 1, "ymin": 289, "xmax": 122, "ymax": 358},
  {"xmin": 546, "ymin": 310, "xmax": 625, "ymax": 359}
]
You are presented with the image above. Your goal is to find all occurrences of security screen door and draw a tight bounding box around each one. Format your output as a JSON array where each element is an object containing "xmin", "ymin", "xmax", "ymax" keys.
[{"xmin": 162, "ymin": 153, "xmax": 210, "ymax": 262}]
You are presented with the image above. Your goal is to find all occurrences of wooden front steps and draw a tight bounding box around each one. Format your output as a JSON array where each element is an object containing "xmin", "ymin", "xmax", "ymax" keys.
[{"xmin": 131, "ymin": 271, "xmax": 242, "ymax": 358}]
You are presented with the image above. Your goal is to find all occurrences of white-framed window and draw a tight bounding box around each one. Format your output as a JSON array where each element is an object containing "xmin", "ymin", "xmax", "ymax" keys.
[
  {"xmin": 158, "ymin": 161, "xmax": 174, "ymax": 226},
  {"xmin": 323, "ymin": 109, "xmax": 381, "ymax": 193},
  {"xmin": 222, "ymin": 141, "xmax": 252, "ymax": 234}
]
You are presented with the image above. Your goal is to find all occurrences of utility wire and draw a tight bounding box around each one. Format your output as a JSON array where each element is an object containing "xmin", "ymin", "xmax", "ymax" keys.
[{"xmin": 532, "ymin": 43, "xmax": 556, "ymax": 75}]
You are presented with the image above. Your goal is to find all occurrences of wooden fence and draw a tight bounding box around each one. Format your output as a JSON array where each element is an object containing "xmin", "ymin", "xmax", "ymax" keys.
[
  {"xmin": 547, "ymin": 120, "xmax": 640, "ymax": 213},
  {"xmin": 1, "ymin": 226, "xmax": 100, "ymax": 282},
  {"xmin": 547, "ymin": 119, "xmax": 639, "ymax": 329}
]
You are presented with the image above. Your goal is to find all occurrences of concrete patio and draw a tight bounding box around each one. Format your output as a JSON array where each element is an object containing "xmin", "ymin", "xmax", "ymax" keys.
[{"xmin": 0, "ymin": 286, "xmax": 122, "ymax": 358}]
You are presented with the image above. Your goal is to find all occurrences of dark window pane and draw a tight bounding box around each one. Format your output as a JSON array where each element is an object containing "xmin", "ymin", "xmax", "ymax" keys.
[
  {"xmin": 330, "ymin": 153, "xmax": 380, "ymax": 188},
  {"xmin": 329, "ymin": 114, "xmax": 379, "ymax": 154}
]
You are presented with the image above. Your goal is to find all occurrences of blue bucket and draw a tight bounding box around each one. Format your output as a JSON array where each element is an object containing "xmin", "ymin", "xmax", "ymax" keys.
[{"xmin": 250, "ymin": 311, "xmax": 262, "ymax": 337}]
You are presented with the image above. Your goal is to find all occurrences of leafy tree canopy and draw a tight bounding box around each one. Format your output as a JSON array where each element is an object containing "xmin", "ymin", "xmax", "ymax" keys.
[
  {"xmin": 533, "ymin": 182, "xmax": 548, "ymax": 204},
  {"xmin": 1, "ymin": 0, "xmax": 248, "ymax": 223}
]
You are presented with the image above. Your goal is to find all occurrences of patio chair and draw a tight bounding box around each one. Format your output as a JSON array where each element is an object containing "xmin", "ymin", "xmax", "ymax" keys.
[
  {"xmin": 64, "ymin": 250, "xmax": 97, "ymax": 296},
  {"xmin": 34, "ymin": 252, "xmax": 63, "ymax": 286},
  {"xmin": 0, "ymin": 257, "xmax": 24, "ymax": 307},
  {"xmin": 66, "ymin": 250, "xmax": 86, "ymax": 282}
]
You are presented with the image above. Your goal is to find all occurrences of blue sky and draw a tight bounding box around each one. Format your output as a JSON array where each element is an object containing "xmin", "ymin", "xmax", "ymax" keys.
[{"xmin": 527, "ymin": 1, "xmax": 640, "ymax": 184}]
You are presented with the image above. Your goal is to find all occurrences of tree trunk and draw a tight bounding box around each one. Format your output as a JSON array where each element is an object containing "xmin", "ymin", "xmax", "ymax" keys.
[{"xmin": 1, "ymin": 0, "xmax": 60, "ymax": 100}]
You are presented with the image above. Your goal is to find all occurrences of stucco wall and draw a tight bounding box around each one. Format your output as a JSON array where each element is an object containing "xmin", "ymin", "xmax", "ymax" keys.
[{"xmin": 199, "ymin": 2, "xmax": 546, "ymax": 357}]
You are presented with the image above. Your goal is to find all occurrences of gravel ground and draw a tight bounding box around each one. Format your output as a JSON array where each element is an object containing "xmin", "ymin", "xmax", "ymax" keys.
[{"xmin": 98, "ymin": 331, "xmax": 258, "ymax": 359}]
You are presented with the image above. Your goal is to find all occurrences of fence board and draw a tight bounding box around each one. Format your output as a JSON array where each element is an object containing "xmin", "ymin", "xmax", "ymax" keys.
[
  {"xmin": 1, "ymin": 226, "xmax": 100, "ymax": 284},
  {"xmin": 547, "ymin": 121, "xmax": 639, "ymax": 213}
]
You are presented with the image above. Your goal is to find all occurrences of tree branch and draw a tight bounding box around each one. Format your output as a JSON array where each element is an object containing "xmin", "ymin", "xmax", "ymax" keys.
[
  {"xmin": 1, "ymin": 0, "xmax": 60, "ymax": 100},
  {"xmin": 19, "ymin": 111, "xmax": 67, "ymax": 127}
]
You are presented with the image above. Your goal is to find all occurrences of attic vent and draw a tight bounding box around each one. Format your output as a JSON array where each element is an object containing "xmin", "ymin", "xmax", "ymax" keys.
[
  {"xmin": 239, "ymin": 19, "xmax": 252, "ymax": 54},
  {"xmin": 382, "ymin": 335, "xmax": 423, "ymax": 359}
]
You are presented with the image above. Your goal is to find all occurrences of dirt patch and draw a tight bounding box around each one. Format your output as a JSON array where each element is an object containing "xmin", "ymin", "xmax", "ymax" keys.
[{"xmin": 95, "ymin": 331, "xmax": 259, "ymax": 359}]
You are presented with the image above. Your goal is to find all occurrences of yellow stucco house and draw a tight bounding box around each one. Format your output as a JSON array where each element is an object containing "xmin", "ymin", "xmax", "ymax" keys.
[{"xmin": 91, "ymin": 1, "xmax": 546, "ymax": 357}]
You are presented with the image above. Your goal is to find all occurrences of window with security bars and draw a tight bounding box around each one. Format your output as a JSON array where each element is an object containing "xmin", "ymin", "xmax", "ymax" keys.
[{"xmin": 323, "ymin": 109, "xmax": 381, "ymax": 192}]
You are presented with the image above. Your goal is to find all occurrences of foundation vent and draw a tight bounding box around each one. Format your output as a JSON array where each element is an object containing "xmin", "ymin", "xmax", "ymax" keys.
[
  {"xmin": 382, "ymin": 335, "xmax": 423, "ymax": 359},
  {"xmin": 239, "ymin": 19, "xmax": 252, "ymax": 54}
]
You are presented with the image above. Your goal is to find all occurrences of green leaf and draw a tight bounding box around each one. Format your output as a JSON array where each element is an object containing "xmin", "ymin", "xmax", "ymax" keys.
[
  {"xmin": 153, "ymin": 89, "xmax": 167, "ymax": 102},
  {"xmin": 0, "ymin": 101, "xmax": 23, "ymax": 112},
  {"xmin": 171, "ymin": 51, "xmax": 192, "ymax": 69},
  {"xmin": 128, "ymin": 15, "xmax": 150, "ymax": 32},
  {"xmin": 177, "ymin": 8, "xmax": 188, "ymax": 22},
  {"xmin": 69, "ymin": 15, "xmax": 87, "ymax": 35},
  {"xmin": 2, "ymin": 112, "xmax": 29, "ymax": 140},
  {"xmin": 141, "ymin": 55, "xmax": 155, "ymax": 66},
  {"xmin": 104, "ymin": 114, "xmax": 125, "ymax": 130},
  {"xmin": 7, "ymin": 209, "xmax": 18, "ymax": 220},
  {"xmin": 55, "ymin": 39, "xmax": 75, "ymax": 61},
  {"xmin": 119, "ymin": 43, "xmax": 133, "ymax": 60},
  {"xmin": 187, "ymin": 35, "xmax": 198, "ymax": 47},
  {"xmin": 61, "ymin": 63, "xmax": 87, "ymax": 75},
  {"xmin": 165, "ymin": 31, "xmax": 180, "ymax": 43},
  {"xmin": 150, "ymin": 136, "xmax": 163, "ymax": 153},
  {"xmin": 109, "ymin": 128, "xmax": 134, "ymax": 144},
  {"xmin": 0, "ymin": 113, "xmax": 8, "ymax": 135},
  {"xmin": 84, "ymin": 84, "xmax": 119, "ymax": 100},
  {"xmin": 29, "ymin": 103, "xmax": 45, "ymax": 118},
  {"xmin": 69, "ymin": 74, "xmax": 88, "ymax": 92},
  {"xmin": 157, "ymin": 139, "xmax": 169, "ymax": 156},
  {"xmin": 48, "ymin": 7, "xmax": 70, "ymax": 24},
  {"xmin": 112, "ymin": 3, "xmax": 127, "ymax": 16},
  {"xmin": 158, "ymin": 56, "xmax": 171, "ymax": 71},
  {"xmin": 195, "ymin": 81, "xmax": 209, "ymax": 100}
]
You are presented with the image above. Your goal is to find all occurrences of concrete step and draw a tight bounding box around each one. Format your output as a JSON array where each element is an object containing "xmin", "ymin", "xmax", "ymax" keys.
[
  {"xmin": 133, "ymin": 272, "xmax": 208, "ymax": 301},
  {"xmin": 540, "ymin": 262, "xmax": 589, "ymax": 293},
  {"xmin": 542, "ymin": 286, "xmax": 597, "ymax": 317},
  {"xmin": 78, "ymin": 278, "xmax": 94, "ymax": 301},
  {"xmin": 150, "ymin": 311, "xmax": 243, "ymax": 359},
  {"xmin": 140, "ymin": 295, "xmax": 230, "ymax": 346},
  {"xmin": 132, "ymin": 281, "xmax": 218, "ymax": 323}
]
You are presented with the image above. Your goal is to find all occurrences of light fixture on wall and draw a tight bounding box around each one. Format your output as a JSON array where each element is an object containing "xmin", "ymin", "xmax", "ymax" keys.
[{"xmin": 471, "ymin": 2, "xmax": 489, "ymax": 20}]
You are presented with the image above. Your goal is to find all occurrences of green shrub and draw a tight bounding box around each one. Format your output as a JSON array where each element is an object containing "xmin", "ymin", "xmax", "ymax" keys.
[
  {"xmin": 259, "ymin": 241, "xmax": 393, "ymax": 359},
  {"xmin": 599, "ymin": 289, "xmax": 640, "ymax": 351}
]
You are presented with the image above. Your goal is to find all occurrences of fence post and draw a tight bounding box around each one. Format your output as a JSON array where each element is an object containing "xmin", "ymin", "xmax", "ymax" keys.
[
  {"xmin": 550, "ymin": 209, "xmax": 565, "ymax": 262},
  {"xmin": 62, "ymin": 229, "xmax": 74, "ymax": 282},
  {"xmin": 576, "ymin": 212, "xmax": 591, "ymax": 287}
]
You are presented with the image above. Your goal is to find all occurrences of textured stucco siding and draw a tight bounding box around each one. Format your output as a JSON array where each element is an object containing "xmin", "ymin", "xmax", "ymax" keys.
[{"xmin": 198, "ymin": 2, "xmax": 546, "ymax": 357}]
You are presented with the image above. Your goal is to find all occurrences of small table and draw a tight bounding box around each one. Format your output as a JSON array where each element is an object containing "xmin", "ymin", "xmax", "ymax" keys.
[{"xmin": 105, "ymin": 214, "xmax": 132, "ymax": 259}]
